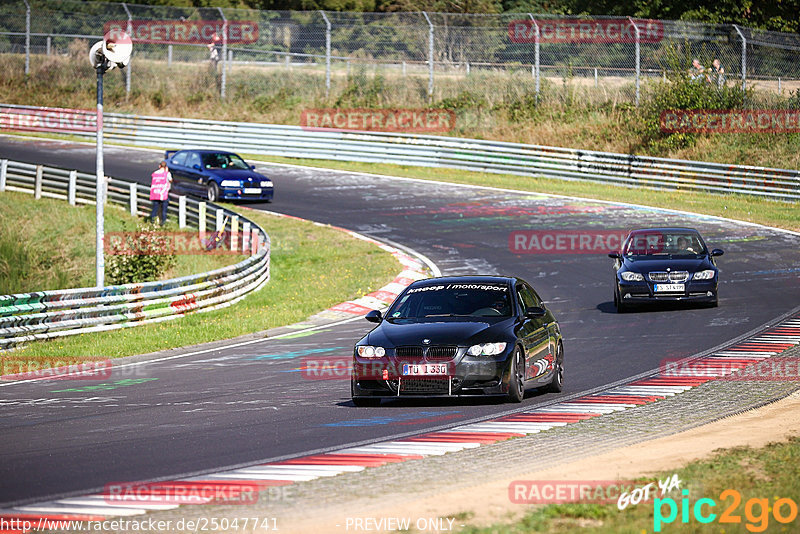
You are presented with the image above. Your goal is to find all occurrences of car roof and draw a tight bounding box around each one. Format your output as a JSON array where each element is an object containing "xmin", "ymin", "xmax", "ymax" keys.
[
  {"xmin": 628, "ymin": 227, "xmax": 700, "ymax": 234},
  {"xmin": 173, "ymin": 149, "xmax": 238, "ymax": 156},
  {"xmin": 408, "ymin": 275, "xmax": 516, "ymax": 287}
]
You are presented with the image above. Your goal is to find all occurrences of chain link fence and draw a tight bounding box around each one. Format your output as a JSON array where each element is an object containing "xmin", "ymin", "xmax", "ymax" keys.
[{"xmin": 2, "ymin": 1, "xmax": 800, "ymax": 103}]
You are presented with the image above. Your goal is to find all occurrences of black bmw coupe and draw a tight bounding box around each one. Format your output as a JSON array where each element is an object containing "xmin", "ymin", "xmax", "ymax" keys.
[
  {"xmin": 351, "ymin": 276, "xmax": 564, "ymax": 406},
  {"xmin": 609, "ymin": 227, "xmax": 724, "ymax": 312}
]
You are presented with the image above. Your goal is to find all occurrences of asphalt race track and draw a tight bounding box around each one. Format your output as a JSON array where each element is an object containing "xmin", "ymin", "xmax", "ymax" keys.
[{"xmin": 2, "ymin": 136, "xmax": 800, "ymax": 507}]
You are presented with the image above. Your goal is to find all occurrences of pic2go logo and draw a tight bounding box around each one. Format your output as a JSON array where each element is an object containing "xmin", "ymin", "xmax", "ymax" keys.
[{"xmin": 654, "ymin": 489, "xmax": 798, "ymax": 532}]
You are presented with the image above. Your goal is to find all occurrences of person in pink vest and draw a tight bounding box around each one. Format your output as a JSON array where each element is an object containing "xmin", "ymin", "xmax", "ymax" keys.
[{"xmin": 149, "ymin": 160, "xmax": 172, "ymax": 226}]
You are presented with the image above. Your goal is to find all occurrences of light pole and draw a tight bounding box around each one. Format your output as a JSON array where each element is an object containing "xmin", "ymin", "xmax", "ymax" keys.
[{"xmin": 89, "ymin": 31, "xmax": 132, "ymax": 288}]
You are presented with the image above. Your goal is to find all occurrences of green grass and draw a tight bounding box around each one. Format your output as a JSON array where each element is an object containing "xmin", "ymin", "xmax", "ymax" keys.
[
  {"xmin": 458, "ymin": 436, "xmax": 800, "ymax": 533},
  {"xmin": 0, "ymin": 191, "xmax": 240, "ymax": 294},
  {"xmin": 9, "ymin": 207, "xmax": 400, "ymax": 358},
  {"xmin": 246, "ymin": 155, "xmax": 800, "ymax": 233}
]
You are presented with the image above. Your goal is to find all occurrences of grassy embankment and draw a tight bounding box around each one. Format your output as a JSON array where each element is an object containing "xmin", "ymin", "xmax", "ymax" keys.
[{"xmin": 459, "ymin": 437, "xmax": 800, "ymax": 533}]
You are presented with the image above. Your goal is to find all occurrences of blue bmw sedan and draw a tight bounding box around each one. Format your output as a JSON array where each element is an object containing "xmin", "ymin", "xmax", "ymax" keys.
[{"xmin": 164, "ymin": 149, "xmax": 274, "ymax": 203}]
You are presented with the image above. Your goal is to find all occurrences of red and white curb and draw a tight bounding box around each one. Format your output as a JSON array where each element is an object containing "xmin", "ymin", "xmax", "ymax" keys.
[{"xmin": 2, "ymin": 316, "xmax": 798, "ymax": 528}]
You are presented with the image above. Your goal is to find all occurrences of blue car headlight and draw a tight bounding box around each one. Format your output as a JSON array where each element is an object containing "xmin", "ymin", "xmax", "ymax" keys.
[
  {"xmin": 220, "ymin": 180, "xmax": 240, "ymax": 187},
  {"xmin": 260, "ymin": 180, "xmax": 273, "ymax": 187},
  {"xmin": 357, "ymin": 346, "xmax": 385, "ymax": 358},
  {"xmin": 620, "ymin": 271, "xmax": 644, "ymax": 282}
]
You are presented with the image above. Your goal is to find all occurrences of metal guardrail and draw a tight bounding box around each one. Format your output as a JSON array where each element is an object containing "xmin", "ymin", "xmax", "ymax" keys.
[
  {"xmin": 0, "ymin": 158, "xmax": 271, "ymax": 350},
  {"xmin": 2, "ymin": 103, "xmax": 798, "ymax": 201}
]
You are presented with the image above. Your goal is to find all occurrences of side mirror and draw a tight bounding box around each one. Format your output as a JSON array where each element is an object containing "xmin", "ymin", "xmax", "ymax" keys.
[
  {"xmin": 250, "ymin": 165, "xmax": 256, "ymax": 170},
  {"xmin": 608, "ymin": 251, "xmax": 621, "ymax": 259},
  {"xmin": 525, "ymin": 306, "xmax": 547, "ymax": 318},
  {"xmin": 711, "ymin": 249, "xmax": 724, "ymax": 257},
  {"xmin": 365, "ymin": 310, "xmax": 383, "ymax": 323},
  {"xmin": 193, "ymin": 164, "xmax": 202, "ymax": 171}
]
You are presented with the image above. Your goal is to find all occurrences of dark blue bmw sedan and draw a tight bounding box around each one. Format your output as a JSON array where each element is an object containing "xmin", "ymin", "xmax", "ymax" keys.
[
  {"xmin": 609, "ymin": 227, "xmax": 724, "ymax": 312},
  {"xmin": 164, "ymin": 149, "xmax": 274, "ymax": 203}
]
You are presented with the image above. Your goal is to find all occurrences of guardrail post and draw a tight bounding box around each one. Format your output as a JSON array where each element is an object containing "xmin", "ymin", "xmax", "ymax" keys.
[
  {"xmin": 422, "ymin": 12, "xmax": 434, "ymax": 103},
  {"xmin": 68, "ymin": 170, "xmax": 76, "ymax": 205},
  {"xmin": 0, "ymin": 159, "xmax": 7, "ymax": 192},
  {"xmin": 528, "ymin": 14, "xmax": 540, "ymax": 101},
  {"xmin": 129, "ymin": 183, "xmax": 137, "ymax": 216},
  {"xmin": 242, "ymin": 221, "xmax": 251, "ymax": 253},
  {"xmin": 231, "ymin": 215, "xmax": 239, "ymax": 251},
  {"xmin": 215, "ymin": 208, "xmax": 225, "ymax": 232},
  {"xmin": 628, "ymin": 17, "xmax": 641, "ymax": 107},
  {"xmin": 46, "ymin": 36, "xmax": 51, "ymax": 55},
  {"xmin": 251, "ymin": 229, "xmax": 258, "ymax": 256},
  {"xmin": 320, "ymin": 10, "xmax": 331, "ymax": 97},
  {"xmin": 198, "ymin": 201, "xmax": 207, "ymax": 235},
  {"xmin": 168, "ymin": 44, "xmax": 173, "ymax": 66},
  {"xmin": 733, "ymin": 24, "xmax": 747, "ymax": 91},
  {"xmin": 178, "ymin": 195, "xmax": 186, "ymax": 228},
  {"xmin": 34, "ymin": 165, "xmax": 42, "ymax": 199}
]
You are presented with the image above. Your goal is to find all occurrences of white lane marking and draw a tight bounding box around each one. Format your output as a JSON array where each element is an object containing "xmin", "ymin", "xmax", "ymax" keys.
[
  {"xmin": 54, "ymin": 496, "xmax": 179, "ymax": 511},
  {"xmin": 259, "ymin": 464, "xmax": 365, "ymax": 472},
  {"xmin": 191, "ymin": 473, "xmax": 315, "ymax": 481}
]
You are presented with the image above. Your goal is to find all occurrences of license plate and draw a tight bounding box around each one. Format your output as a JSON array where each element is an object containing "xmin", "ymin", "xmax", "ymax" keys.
[
  {"xmin": 655, "ymin": 284, "xmax": 685, "ymax": 292},
  {"xmin": 402, "ymin": 364, "xmax": 448, "ymax": 376},
  {"xmin": 243, "ymin": 187, "xmax": 262, "ymax": 194}
]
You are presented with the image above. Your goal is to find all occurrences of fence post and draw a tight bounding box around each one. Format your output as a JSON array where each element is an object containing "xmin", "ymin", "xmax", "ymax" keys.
[
  {"xmin": 122, "ymin": 3, "xmax": 132, "ymax": 96},
  {"xmin": 218, "ymin": 7, "xmax": 227, "ymax": 99},
  {"xmin": 46, "ymin": 36, "xmax": 51, "ymax": 55},
  {"xmin": 251, "ymin": 229, "xmax": 258, "ymax": 256},
  {"xmin": 733, "ymin": 24, "xmax": 747, "ymax": 91},
  {"xmin": 320, "ymin": 10, "xmax": 331, "ymax": 98},
  {"xmin": 178, "ymin": 195, "xmax": 186, "ymax": 228},
  {"xmin": 68, "ymin": 170, "xmax": 76, "ymax": 205},
  {"xmin": 23, "ymin": 0, "xmax": 30, "ymax": 75},
  {"xmin": 0, "ymin": 159, "xmax": 7, "ymax": 192},
  {"xmin": 215, "ymin": 208, "xmax": 224, "ymax": 231},
  {"xmin": 528, "ymin": 14, "xmax": 540, "ymax": 101},
  {"xmin": 628, "ymin": 17, "xmax": 641, "ymax": 107},
  {"xmin": 198, "ymin": 201, "xmax": 207, "ymax": 235},
  {"xmin": 129, "ymin": 183, "xmax": 137, "ymax": 215},
  {"xmin": 231, "ymin": 214, "xmax": 239, "ymax": 251},
  {"xmin": 242, "ymin": 221, "xmax": 251, "ymax": 253},
  {"xmin": 168, "ymin": 44, "xmax": 173, "ymax": 66},
  {"xmin": 422, "ymin": 11, "xmax": 434, "ymax": 103},
  {"xmin": 34, "ymin": 165, "xmax": 42, "ymax": 199}
]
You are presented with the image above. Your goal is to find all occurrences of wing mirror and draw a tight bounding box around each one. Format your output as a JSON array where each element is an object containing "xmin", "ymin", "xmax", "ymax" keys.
[
  {"xmin": 608, "ymin": 251, "xmax": 621, "ymax": 259},
  {"xmin": 193, "ymin": 164, "xmax": 202, "ymax": 171},
  {"xmin": 525, "ymin": 306, "xmax": 547, "ymax": 318},
  {"xmin": 365, "ymin": 310, "xmax": 383, "ymax": 323},
  {"xmin": 250, "ymin": 164, "xmax": 256, "ymax": 170},
  {"xmin": 710, "ymin": 249, "xmax": 724, "ymax": 257}
]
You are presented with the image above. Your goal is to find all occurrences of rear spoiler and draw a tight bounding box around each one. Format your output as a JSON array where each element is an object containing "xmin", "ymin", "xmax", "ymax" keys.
[{"xmin": 165, "ymin": 150, "xmax": 178, "ymax": 160}]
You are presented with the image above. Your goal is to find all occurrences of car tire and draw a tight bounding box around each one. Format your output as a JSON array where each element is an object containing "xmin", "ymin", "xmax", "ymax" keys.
[
  {"xmin": 614, "ymin": 287, "xmax": 627, "ymax": 313},
  {"xmin": 506, "ymin": 346, "xmax": 525, "ymax": 403},
  {"xmin": 542, "ymin": 342, "xmax": 564, "ymax": 393},
  {"xmin": 207, "ymin": 182, "xmax": 219, "ymax": 203}
]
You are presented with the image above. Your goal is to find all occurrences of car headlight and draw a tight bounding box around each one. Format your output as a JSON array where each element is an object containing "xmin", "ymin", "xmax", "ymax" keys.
[
  {"xmin": 356, "ymin": 345, "xmax": 385, "ymax": 358},
  {"xmin": 467, "ymin": 342, "xmax": 507, "ymax": 356},
  {"xmin": 260, "ymin": 180, "xmax": 273, "ymax": 187},
  {"xmin": 693, "ymin": 269, "xmax": 716, "ymax": 280},
  {"xmin": 220, "ymin": 180, "xmax": 240, "ymax": 187},
  {"xmin": 620, "ymin": 271, "xmax": 644, "ymax": 282}
]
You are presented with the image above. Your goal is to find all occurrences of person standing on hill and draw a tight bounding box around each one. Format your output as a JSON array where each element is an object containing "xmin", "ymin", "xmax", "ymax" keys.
[{"xmin": 149, "ymin": 160, "xmax": 172, "ymax": 226}]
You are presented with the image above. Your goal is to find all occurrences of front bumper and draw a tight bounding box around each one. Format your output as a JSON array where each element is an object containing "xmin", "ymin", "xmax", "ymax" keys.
[
  {"xmin": 220, "ymin": 187, "xmax": 274, "ymax": 201},
  {"xmin": 351, "ymin": 349, "xmax": 516, "ymax": 398},
  {"xmin": 617, "ymin": 279, "xmax": 718, "ymax": 304}
]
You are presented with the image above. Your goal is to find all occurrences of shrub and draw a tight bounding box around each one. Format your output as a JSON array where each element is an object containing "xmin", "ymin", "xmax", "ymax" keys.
[{"xmin": 105, "ymin": 222, "xmax": 176, "ymax": 285}]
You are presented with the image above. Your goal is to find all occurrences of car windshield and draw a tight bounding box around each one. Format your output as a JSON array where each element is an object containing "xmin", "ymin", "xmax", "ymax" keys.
[
  {"xmin": 622, "ymin": 231, "xmax": 707, "ymax": 257},
  {"xmin": 387, "ymin": 283, "xmax": 512, "ymax": 319},
  {"xmin": 201, "ymin": 153, "xmax": 250, "ymax": 170}
]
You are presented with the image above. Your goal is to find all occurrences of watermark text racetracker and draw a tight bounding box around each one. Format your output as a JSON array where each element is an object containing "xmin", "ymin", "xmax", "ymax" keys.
[
  {"xmin": 301, "ymin": 109, "xmax": 456, "ymax": 134},
  {"xmin": 661, "ymin": 109, "xmax": 800, "ymax": 134},
  {"xmin": 509, "ymin": 230, "xmax": 628, "ymax": 254},
  {"xmin": 508, "ymin": 18, "xmax": 663, "ymax": 44},
  {"xmin": 0, "ymin": 517, "xmax": 278, "ymax": 532},
  {"xmin": 1, "ymin": 356, "xmax": 112, "ymax": 381},
  {"xmin": 104, "ymin": 20, "xmax": 258, "ymax": 45}
]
